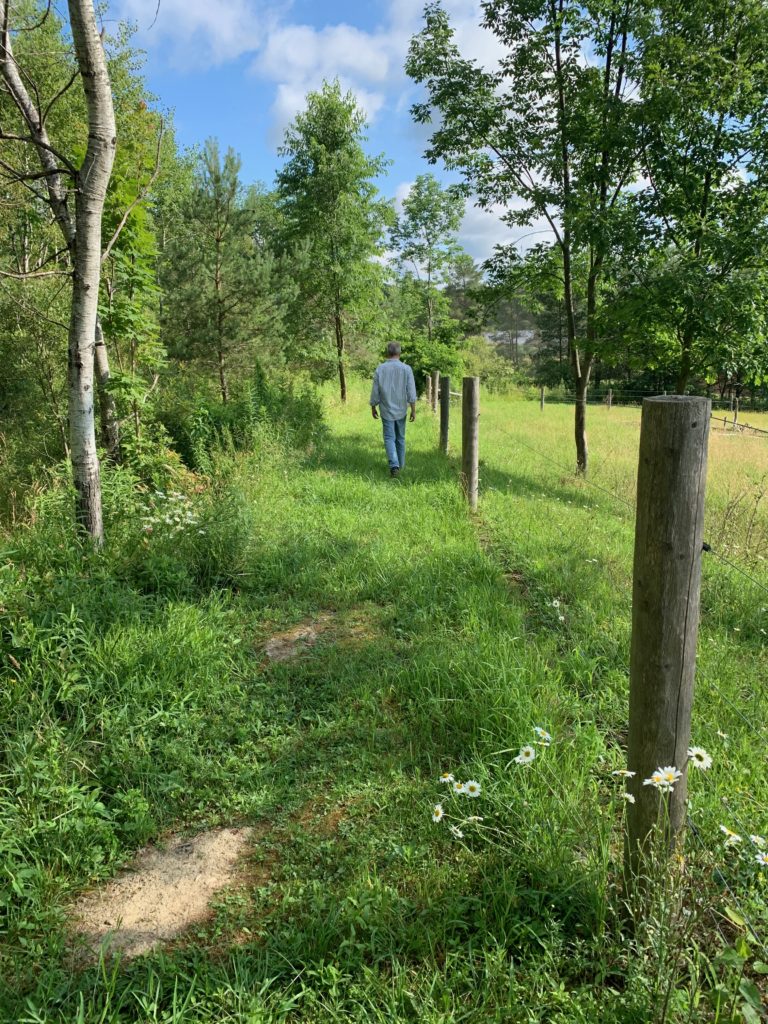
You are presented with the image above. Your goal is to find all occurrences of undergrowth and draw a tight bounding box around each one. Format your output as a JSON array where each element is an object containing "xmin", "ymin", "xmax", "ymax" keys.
[{"xmin": 0, "ymin": 383, "xmax": 766, "ymax": 1022}]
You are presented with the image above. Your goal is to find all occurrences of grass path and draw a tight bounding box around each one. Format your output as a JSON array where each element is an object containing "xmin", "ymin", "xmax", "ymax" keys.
[{"xmin": 4, "ymin": 386, "xmax": 768, "ymax": 1022}]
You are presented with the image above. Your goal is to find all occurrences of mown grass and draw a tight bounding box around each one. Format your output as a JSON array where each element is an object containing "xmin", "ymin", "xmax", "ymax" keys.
[{"xmin": 1, "ymin": 383, "xmax": 767, "ymax": 1022}]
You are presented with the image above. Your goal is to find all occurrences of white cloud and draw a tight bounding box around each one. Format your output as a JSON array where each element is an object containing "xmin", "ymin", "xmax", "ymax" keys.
[
  {"xmin": 113, "ymin": 0, "xmax": 270, "ymax": 67},
  {"xmin": 257, "ymin": 24, "xmax": 390, "ymax": 84},
  {"xmin": 459, "ymin": 201, "xmax": 555, "ymax": 263}
]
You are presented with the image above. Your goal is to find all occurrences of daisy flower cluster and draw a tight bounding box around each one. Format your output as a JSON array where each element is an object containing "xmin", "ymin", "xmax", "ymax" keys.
[
  {"xmin": 639, "ymin": 745, "xmax": 713, "ymax": 794},
  {"xmin": 142, "ymin": 490, "xmax": 205, "ymax": 539},
  {"xmin": 718, "ymin": 827, "xmax": 768, "ymax": 867},
  {"xmin": 610, "ymin": 768, "xmax": 636, "ymax": 804},
  {"xmin": 510, "ymin": 725, "xmax": 553, "ymax": 767},
  {"xmin": 549, "ymin": 598, "xmax": 565, "ymax": 623},
  {"xmin": 431, "ymin": 772, "xmax": 484, "ymax": 837}
]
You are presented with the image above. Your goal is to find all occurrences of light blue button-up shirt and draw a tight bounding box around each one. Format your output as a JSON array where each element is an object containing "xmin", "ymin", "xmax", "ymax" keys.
[{"xmin": 370, "ymin": 359, "xmax": 417, "ymax": 421}]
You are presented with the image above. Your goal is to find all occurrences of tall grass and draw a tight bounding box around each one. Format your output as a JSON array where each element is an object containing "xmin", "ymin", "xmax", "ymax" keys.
[{"xmin": 1, "ymin": 382, "xmax": 766, "ymax": 1022}]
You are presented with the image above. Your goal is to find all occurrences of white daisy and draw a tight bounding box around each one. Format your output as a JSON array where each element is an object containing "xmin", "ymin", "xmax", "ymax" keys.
[
  {"xmin": 644, "ymin": 767, "xmax": 678, "ymax": 791},
  {"xmin": 687, "ymin": 746, "xmax": 712, "ymax": 771},
  {"xmin": 720, "ymin": 825, "xmax": 742, "ymax": 847},
  {"xmin": 750, "ymin": 835, "xmax": 767, "ymax": 848},
  {"xmin": 611, "ymin": 769, "xmax": 636, "ymax": 778},
  {"xmin": 432, "ymin": 803, "xmax": 444, "ymax": 823},
  {"xmin": 533, "ymin": 726, "xmax": 552, "ymax": 744},
  {"xmin": 551, "ymin": 599, "xmax": 560, "ymax": 608},
  {"xmin": 659, "ymin": 766, "xmax": 682, "ymax": 787},
  {"xmin": 438, "ymin": 772, "xmax": 455, "ymax": 784},
  {"xmin": 755, "ymin": 852, "xmax": 768, "ymax": 867},
  {"xmin": 514, "ymin": 745, "xmax": 537, "ymax": 765},
  {"xmin": 464, "ymin": 780, "xmax": 482, "ymax": 798},
  {"xmin": 452, "ymin": 781, "xmax": 466, "ymax": 795},
  {"xmin": 449, "ymin": 825, "xmax": 465, "ymax": 839},
  {"xmin": 621, "ymin": 792, "xmax": 636, "ymax": 804}
]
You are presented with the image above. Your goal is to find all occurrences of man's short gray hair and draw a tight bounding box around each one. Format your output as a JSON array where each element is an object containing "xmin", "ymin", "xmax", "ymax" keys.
[{"xmin": 386, "ymin": 342, "xmax": 402, "ymax": 357}]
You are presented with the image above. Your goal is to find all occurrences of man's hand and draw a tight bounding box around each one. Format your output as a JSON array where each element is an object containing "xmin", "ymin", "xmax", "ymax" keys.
[
  {"xmin": 409, "ymin": 403, "xmax": 416, "ymax": 423},
  {"xmin": 371, "ymin": 406, "xmax": 379, "ymax": 420}
]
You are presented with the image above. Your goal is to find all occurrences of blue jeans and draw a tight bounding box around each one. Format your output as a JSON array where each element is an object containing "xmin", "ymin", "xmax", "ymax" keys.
[{"xmin": 382, "ymin": 417, "xmax": 406, "ymax": 470}]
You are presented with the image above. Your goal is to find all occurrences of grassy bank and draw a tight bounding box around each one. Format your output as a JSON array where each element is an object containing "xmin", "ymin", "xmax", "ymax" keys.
[{"xmin": 1, "ymin": 384, "xmax": 766, "ymax": 1022}]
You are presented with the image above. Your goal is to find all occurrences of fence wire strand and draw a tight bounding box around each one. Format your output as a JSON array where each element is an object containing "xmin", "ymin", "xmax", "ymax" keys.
[{"xmin": 482, "ymin": 405, "xmax": 768, "ymax": 952}]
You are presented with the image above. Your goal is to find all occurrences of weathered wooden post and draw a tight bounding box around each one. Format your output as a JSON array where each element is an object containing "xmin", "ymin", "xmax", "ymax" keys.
[
  {"xmin": 734, "ymin": 397, "xmax": 740, "ymax": 427},
  {"xmin": 425, "ymin": 373, "xmax": 432, "ymax": 407},
  {"xmin": 539, "ymin": 386, "xmax": 545, "ymax": 411},
  {"xmin": 607, "ymin": 388, "xmax": 613, "ymax": 409},
  {"xmin": 439, "ymin": 375, "xmax": 450, "ymax": 454},
  {"xmin": 625, "ymin": 396, "xmax": 710, "ymax": 879},
  {"xmin": 461, "ymin": 377, "xmax": 480, "ymax": 511},
  {"xmin": 431, "ymin": 370, "xmax": 440, "ymax": 414}
]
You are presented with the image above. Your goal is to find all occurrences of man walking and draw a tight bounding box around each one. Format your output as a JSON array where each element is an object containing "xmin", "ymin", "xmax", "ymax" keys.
[{"xmin": 370, "ymin": 342, "xmax": 417, "ymax": 477}]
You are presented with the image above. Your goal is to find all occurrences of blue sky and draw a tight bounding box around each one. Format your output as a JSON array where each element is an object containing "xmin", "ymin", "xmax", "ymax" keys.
[{"xmin": 106, "ymin": 0, "xmax": 529, "ymax": 262}]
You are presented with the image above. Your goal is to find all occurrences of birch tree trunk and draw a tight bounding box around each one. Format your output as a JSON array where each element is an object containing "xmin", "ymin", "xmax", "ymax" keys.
[
  {"xmin": 95, "ymin": 316, "xmax": 121, "ymax": 461},
  {"xmin": 0, "ymin": 0, "xmax": 116, "ymax": 544},
  {"xmin": 67, "ymin": 0, "xmax": 116, "ymax": 542}
]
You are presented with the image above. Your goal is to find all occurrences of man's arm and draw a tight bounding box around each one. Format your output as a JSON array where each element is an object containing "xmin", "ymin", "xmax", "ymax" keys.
[
  {"xmin": 370, "ymin": 368, "xmax": 380, "ymax": 419},
  {"xmin": 407, "ymin": 366, "xmax": 417, "ymax": 422}
]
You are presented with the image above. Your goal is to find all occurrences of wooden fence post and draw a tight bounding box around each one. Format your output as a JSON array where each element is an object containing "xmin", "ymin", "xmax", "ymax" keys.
[
  {"xmin": 734, "ymin": 397, "xmax": 739, "ymax": 427},
  {"xmin": 461, "ymin": 377, "xmax": 480, "ymax": 511},
  {"xmin": 431, "ymin": 370, "xmax": 440, "ymax": 414},
  {"xmin": 439, "ymin": 375, "xmax": 450, "ymax": 454},
  {"xmin": 607, "ymin": 388, "xmax": 613, "ymax": 410},
  {"xmin": 539, "ymin": 386, "xmax": 545, "ymax": 411},
  {"xmin": 625, "ymin": 396, "xmax": 710, "ymax": 879},
  {"xmin": 425, "ymin": 373, "xmax": 432, "ymax": 407}
]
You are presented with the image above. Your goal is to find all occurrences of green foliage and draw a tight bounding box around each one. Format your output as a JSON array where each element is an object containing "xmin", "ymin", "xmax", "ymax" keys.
[
  {"xmin": 612, "ymin": 0, "xmax": 768, "ymax": 391},
  {"xmin": 276, "ymin": 80, "xmax": 393, "ymax": 397},
  {"xmin": 156, "ymin": 366, "xmax": 325, "ymax": 472},
  {"xmin": 462, "ymin": 336, "xmax": 518, "ymax": 393}
]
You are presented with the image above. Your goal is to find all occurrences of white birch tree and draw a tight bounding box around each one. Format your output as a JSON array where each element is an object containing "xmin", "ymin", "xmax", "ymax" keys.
[{"xmin": 0, "ymin": 0, "xmax": 116, "ymax": 543}]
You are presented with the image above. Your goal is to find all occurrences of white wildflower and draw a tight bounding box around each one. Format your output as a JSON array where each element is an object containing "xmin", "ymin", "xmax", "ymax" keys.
[
  {"xmin": 514, "ymin": 745, "xmax": 537, "ymax": 765},
  {"xmin": 464, "ymin": 780, "xmax": 481, "ymax": 798},
  {"xmin": 432, "ymin": 804, "xmax": 444, "ymax": 824},
  {"xmin": 687, "ymin": 746, "xmax": 712, "ymax": 771},
  {"xmin": 720, "ymin": 825, "xmax": 742, "ymax": 847}
]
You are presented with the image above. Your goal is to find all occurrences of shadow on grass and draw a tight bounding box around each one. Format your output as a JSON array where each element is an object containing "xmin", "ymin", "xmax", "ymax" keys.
[{"xmin": 4, "ymin": 438, "xmax": 619, "ymax": 1022}]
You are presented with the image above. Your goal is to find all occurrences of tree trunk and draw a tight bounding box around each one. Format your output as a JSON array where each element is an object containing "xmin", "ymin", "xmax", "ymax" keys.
[
  {"xmin": 94, "ymin": 316, "xmax": 121, "ymax": 461},
  {"xmin": 334, "ymin": 309, "xmax": 346, "ymax": 403},
  {"xmin": 0, "ymin": 0, "xmax": 116, "ymax": 544},
  {"xmin": 574, "ymin": 372, "xmax": 590, "ymax": 474},
  {"xmin": 67, "ymin": 0, "xmax": 116, "ymax": 542},
  {"xmin": 676, "ymin": 327, "xmax": 693, "ymax": 394}
]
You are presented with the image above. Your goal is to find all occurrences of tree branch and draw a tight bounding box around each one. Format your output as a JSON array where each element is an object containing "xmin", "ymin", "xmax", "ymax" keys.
[{"xmin": 101, "ymin": 118, "xmax": 164, "ymax": 264}]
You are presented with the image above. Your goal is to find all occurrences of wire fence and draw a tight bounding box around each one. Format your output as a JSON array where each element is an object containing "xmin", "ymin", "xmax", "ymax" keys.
[{"xmin": 482, "ymin": 414, "xmax": 768, "ymax": 953}]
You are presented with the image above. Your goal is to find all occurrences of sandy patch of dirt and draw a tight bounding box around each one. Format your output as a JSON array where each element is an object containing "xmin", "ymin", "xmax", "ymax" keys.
[
  {"xmin": 262, "ymin": 604, "xmax": 387, "ymax": 663},
  {"xmin": 263, "ymin": 613, "xmax": 334, "ymax": 662},
  {"xmin": 71, "ymin": 827, "xmax": 253, "ymax": 960}
]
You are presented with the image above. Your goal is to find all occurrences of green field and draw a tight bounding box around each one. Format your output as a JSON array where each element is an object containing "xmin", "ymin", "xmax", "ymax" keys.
[{"xmin": 2, "ymin": 384, "xmax": 767, "ymax": 1023}]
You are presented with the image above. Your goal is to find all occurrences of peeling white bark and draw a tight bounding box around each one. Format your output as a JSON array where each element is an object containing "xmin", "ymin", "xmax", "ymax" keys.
[{"xmin": 0, "ymin": 0, "xmax": 116, "ymax": 544}]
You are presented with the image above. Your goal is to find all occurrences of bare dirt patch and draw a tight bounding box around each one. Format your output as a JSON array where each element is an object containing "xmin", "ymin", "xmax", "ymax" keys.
[
  {"xmin": 263, "ymin": 613, "xmax": 334, "ymax": 662},
  {"xmin": 70, "ymin": 827, "xmax": 253, "ymax": 961},
  {"xmin": 262, "ymin": 604, "xmax": 388, "ymax": 663}
]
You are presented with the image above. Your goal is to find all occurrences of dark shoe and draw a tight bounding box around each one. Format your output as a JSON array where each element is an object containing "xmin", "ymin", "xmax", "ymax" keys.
[{"xmin": 390, "ymin": 467, "xmax": 400, "ymax": 478}]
